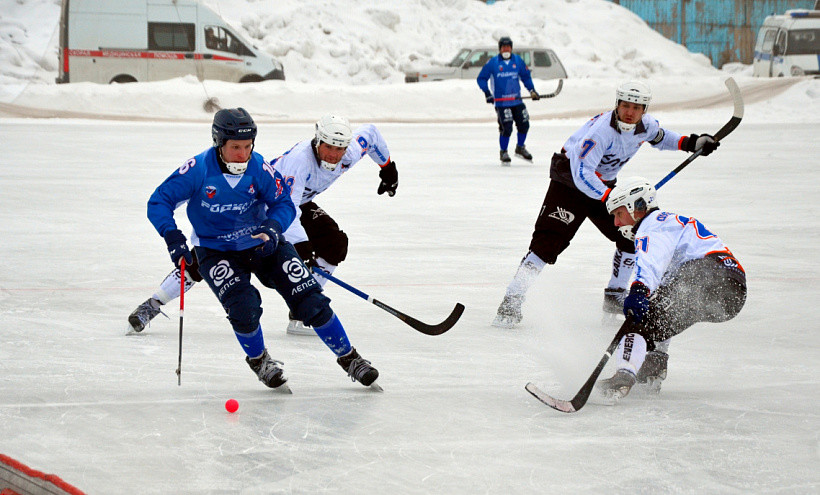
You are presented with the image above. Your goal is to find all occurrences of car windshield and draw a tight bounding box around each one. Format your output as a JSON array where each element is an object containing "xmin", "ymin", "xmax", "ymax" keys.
[
  {"xmin": 447, "ymin": 49, "xmax": 471, "ymax": 67},
  {"xmin": 787, "ymin": 29, "xmax": 820, "ymax": 54}
]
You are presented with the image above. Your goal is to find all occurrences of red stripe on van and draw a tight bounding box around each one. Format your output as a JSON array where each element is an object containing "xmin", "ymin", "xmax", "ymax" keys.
[{"xmin": 66, "ymin": 49, "xmax": 241, "ymax": 63}]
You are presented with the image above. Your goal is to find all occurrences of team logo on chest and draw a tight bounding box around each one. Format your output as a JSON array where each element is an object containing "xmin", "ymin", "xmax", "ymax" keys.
[
  {"xmin": 205, "ymin": 185, "xmax": 217, "ymax": 199},
  {"xmin": 248, "ymin": 184, "xmax": 255, "ymax": 194}
]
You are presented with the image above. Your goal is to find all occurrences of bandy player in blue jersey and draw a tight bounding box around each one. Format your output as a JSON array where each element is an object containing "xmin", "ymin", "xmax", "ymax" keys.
[
  {"xmin": 144, "ymin": 108, "xmax": 380, "ymax": 390},
  {"xmin": 594, "ymin": 177, "xmax": 746, "ymax": 403},
  {"xmin": 492, "ymin": 81, "xmax": 722, "ymax": 328},
  {"xmin": 128, "ymin": 115, "xmax": 397, "ymax": 337}
]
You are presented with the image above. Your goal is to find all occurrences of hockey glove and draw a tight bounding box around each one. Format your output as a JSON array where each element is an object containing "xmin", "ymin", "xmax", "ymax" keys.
[
  {"xmin": 250, "ymin": 219, "xmax": 283, "ymax": 257},
  {"xmin": 163, "ymin": 229, "xmax": 193, "ymax": 267},
  {"xmin": 377, "ymin": 160, "xmax": 399, "ymax": 197},
  {"xmin": 683, "ymin": 133, "xmax": 720, "ymax": 156},
  {"xmin": 530, "ymin": 90, "xmax": 541, "ymax": 101},
  {"xmin": 484, "ymin": 92, "xmax": 494, "ymax": 105},
  {"xmin": 623, "ymin": 282, "xmax": 651, "ymax": 323}
]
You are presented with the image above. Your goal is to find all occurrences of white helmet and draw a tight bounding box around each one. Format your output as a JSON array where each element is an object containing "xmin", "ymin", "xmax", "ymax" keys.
[
  {"xmin": 315, "ymin": 114, "xmax": 352, "ymax": 148},
  {"xmin": 605, "ymin": 177, "xmax": 658, "ymax": 240},
  {"xmin": 615, "ymin": 80, "xmax": 652, "ymax": 108}
]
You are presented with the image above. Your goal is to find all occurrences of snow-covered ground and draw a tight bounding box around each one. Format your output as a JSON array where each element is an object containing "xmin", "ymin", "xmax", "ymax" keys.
[{"xmin": 1, "ymin": 0, "xmax": 819, "ymax": 493}]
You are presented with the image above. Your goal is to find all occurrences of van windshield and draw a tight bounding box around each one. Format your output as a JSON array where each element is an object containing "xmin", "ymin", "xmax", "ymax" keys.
[{"xmin": 787, "ymin": 29, "xmax": 820, "ymax": 55}]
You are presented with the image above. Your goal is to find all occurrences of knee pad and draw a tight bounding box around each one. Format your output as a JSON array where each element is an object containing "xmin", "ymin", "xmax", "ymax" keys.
[
  {"xmin": 222, "ymin": 284, "xmax": 262, "ymax": 334},
  {"xmin": 294, "ymin": 291, "xmax": 333, "ymax": 327},
  {"xmin": 313, "ymin": 230, "xmax": 348, "ymax": 265}
]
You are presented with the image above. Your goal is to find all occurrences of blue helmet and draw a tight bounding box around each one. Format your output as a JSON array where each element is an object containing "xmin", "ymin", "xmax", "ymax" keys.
[{"xmin": 212, "ymin": 107, "xmax": 257, "ymax": 148}]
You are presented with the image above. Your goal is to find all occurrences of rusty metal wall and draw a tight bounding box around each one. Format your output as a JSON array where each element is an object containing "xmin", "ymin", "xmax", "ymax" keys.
[{"xmin": 608, "ymin": 0, "xmax": 816, "ymax": 67}]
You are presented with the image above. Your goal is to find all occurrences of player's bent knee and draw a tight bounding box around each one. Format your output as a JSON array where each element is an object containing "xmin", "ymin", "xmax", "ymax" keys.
[
  {"xmin": 222, "ymin": 284, "xmax": 262, "ymax": 334},
  {"xmin": 294, "ymin": 292, "xmax": 333, "ymax": 328}
]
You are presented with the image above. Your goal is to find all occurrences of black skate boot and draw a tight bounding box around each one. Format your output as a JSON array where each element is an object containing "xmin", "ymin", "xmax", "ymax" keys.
[
  {"xmin": 514, "ymin": 145, "xmax": 533, "ymax": 161},
  {"xmin": 595, "ymin": 369, "xmax": 637, "ymax": 404},
  {"xmin": 127, "ymin": 298, "xmax": 166, "ymax": 333},
  {"xmin": 636, "ymin": 351, "xmax": 668, "ymax": 394},
  {"xmin": 492, "ymin": 294, "xmax": 523, "ymax": 328},
  {"xmin": 602, "ymin": 288, "xmax": 626, "ymax": 315},
  {"xmin": 246, "ymin": 350, "xmax": 289, "ymax": 390},
  {"xmin": 337, "ymin": 347, "xmax": 379, "ymax": 387},
  {"xmin": 500, "ymin": 149, "xmax": 511, "ymax": 166}
]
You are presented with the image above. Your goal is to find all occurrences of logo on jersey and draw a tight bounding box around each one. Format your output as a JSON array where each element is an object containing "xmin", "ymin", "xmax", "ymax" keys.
[
  {"xmin": 248, "ymin": 184, "xmax": 255, "ymax": 195},
  {"xmin": 548, "ymin": 207, "xmax": 575, "ymax": 225},
  {"xmin": 205, "ymin": 185, "xmax": 217, "ymax": 199},
  {"xmin": 283, "ymin": 257, "xmax": 309, "ymax": 284}
]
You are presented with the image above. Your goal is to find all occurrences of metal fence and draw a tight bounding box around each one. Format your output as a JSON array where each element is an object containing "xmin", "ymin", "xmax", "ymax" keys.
[{"xmin": 608, "ymin": 0, "xmax": 817, "ymax": 67}]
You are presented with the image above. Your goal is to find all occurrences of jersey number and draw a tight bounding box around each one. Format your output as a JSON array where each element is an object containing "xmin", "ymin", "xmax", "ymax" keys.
[{"xmin": 579, "ymin": 139, "xmax": 596, "ymax": 159}]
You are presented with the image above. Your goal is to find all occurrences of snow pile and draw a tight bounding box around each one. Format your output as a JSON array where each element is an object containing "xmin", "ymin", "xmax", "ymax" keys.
[{"xmin": 0, "ymin": 0, "xmax": 717, "ymax": 88}]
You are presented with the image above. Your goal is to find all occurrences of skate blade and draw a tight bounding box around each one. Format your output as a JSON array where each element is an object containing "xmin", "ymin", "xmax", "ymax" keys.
[
  {"xmin": 369, "ymin": 381, "xmax": 384, "ymax": 392},
  {"xmin": 124, "ymin": 322, "xmax": 143, "ymax": 336},
  {"xmin": 500, "ymin": 161, "xmax": 511, "ymax": 167},
  {"xmin": 514, "ymin": 153, "xmax": 533, "ymax": 162},
  {"xmin": 276, "ymin": 383, "xmax": 293, "ymax": 394},
  {"xmin": 491, "ymin": 316, "xmax": 519, "ymax": 329}
]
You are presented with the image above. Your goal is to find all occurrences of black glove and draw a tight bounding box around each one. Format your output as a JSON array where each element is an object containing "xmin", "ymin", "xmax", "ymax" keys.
[
  {"xmin": 683, "ymin": 133, "xmax": 720, "ymax": 156},
  {"xmin": 484, "ymin": 92, "xmax": 494, "ymax": 105},
  {"xmin": 530, "ymin": 90, "xmax": 540, "ymax": 101},
  {"xmin": 377, "ymin": 160, "xmax": 398, "ymax": 197},
  {"xmin": 250, "ymin": 219, "xmax": 283, "ymax": 257},
  {"xmin": 163, "ymin": 229, "xmax": 193, "ymax": 267},
  {"xmin": 623, "ymin": 282, "xmax": 651, "ymax": 323}
]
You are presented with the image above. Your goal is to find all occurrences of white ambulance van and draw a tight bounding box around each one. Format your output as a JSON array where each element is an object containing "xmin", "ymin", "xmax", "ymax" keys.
[
  {"xmin": 56, "ymin": 0, "xmax": 285, "ymax": 84},
  {"xmin": 752, "ymin": 9, "xmax": 820, "ymax": 77}
]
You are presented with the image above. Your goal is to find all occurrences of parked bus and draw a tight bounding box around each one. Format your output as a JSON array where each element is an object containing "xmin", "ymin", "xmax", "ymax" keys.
[{"xmin": 56, "ymin": 0, "xmax": 285, "ymax": 84}]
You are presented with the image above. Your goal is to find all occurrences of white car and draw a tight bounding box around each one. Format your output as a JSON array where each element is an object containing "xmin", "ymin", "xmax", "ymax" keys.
[
  {"xmin": 752, "ymin": 10, "xmax": 820, "ymax": 77},
  {"xmin": 405, "ymin": 46, "xmax": 567, "ymax": 83}
]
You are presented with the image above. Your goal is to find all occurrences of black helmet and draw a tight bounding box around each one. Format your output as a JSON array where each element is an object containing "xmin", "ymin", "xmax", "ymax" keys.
[
  {"xmin": 498, "ymin": 37, "xmax": 513, "ymax": 50},
  {"xmin": 212, "ymin": 107, "xmax": 257, "ymax": 148}
]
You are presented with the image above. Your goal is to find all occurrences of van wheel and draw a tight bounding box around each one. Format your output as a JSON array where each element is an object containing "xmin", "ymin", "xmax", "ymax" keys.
[
  {"xmin": 110, "ymin": 75, "xmax": 137, "ymax": 84},
  {"xmin": 239, "ymin": 75, "xmax": 263, "ymax": 83}
]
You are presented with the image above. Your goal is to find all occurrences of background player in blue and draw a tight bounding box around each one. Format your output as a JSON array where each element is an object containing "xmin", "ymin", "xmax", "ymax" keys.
[
  {"xmin": 594, "ymin": 178, "xmax": 746, "ymax": 403},
  {"xmin": 492, "ymin": 81, "xmax": 721, "ymax": 328},
  {"xmin": 146, "ymin": 108, "xmax": 380, "ymax": 390},
  {"xmin": 477, "ymin": 36, "xmax": 540, "ymax": 165}
]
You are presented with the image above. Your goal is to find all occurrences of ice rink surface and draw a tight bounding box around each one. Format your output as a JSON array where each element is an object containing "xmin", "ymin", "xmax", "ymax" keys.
[{"xmin": 1, "ymin": 116, "xmax": 818, "ymax": 493}]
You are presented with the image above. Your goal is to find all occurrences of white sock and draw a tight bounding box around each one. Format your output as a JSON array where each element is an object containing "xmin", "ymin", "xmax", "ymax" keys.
[
  {"xmin": 153, "ymin": 268, "xmax": 196, "ymax": 305},
  {"xmin": 505, "ymin": 251, "xmax": 546, "ymax": 298},
  {"xmin": 312, "ymin": 257, "xmax": 337, "ymax": 288},
  {"xmin": 607, "ymin": 249, "xmax": 636, "ymax": 290},
  {"xmin": 614, "ymin": 333, "xmax": 647, "ymax": 376}
]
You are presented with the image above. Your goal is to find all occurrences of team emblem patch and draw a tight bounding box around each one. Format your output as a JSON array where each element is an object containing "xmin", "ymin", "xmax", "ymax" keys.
[
  {"xmin": 283, "ymin": 257, "xmax": 309, "ymax": 283},
  {"xmin": 210, "ymin": 260, "xmax": 234, "ymax": 287},
  {"xmin": 248, "ymin": 184, "xmax": 255, "ymax": 194},
  {"xmin": 205, "ymin": 185, "xmax": 217, "ymax": 199},
  {"xmin": 548, "ymin": 207, "xmax": 575, "ymax": 225}
]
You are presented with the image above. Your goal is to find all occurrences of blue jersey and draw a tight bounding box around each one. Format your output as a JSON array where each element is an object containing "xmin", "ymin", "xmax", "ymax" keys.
[
  {"xmin": 476, "ymin": 53, "xmax": 535, "ymax": 108},
  {"xmin": 147, "ymin": 147, "xmax": 296, "ymax": 251}
]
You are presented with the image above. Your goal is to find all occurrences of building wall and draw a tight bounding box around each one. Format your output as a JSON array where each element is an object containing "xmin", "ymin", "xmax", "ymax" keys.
[{"xmin": 608, "ymin": 0, "xmax": 817, "ymax": 67}]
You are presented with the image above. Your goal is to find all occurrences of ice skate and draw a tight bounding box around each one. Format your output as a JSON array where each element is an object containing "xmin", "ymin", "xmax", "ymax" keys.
[
  {"xmin": 127, "ymin": 298, "xmax": 166, "ymax": 333},
  {"xmin": 635, "ymin": 351, "xmax": 668, "ymax": 395},
  {"xmin": 514, "ymin": 145, "xmax": 533, "ymax": 161},
  {"xmin": 595, "ymin": 369, "xmax": 637, "ymax": 405},
  {"xmin": 337, "ymin": 347, "xmax": 381, "ymax": 390},
  {"xmin": 246, "ymin": 350, "xmax": 291, "ymax": 392},
  {"xmin": 602, "ymin": 288, "xmax": 626, "ymax": 315},
  {"xmin": 491, "ymin": 294, "xmax": 523, "ymax": 328},
  {"xmin": 286, "ymin": 312, "xmax": 315, "ymax": 336},
  {"xmin": 500, "ymin": 149, "xmax": 511, "ymax": 166}
]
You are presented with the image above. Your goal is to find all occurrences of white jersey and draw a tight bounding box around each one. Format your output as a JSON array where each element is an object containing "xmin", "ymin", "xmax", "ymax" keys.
[
  {"xmin": 271, "ymin": 124, "xmax": 391, "ymax": 244},
  {"xmin": 631, "ymin": 210, "xmax": 735, "ymax": 292},
  {"xmin": 563, "ymin": 111, "xmax": 683, "ymax": 200}
]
